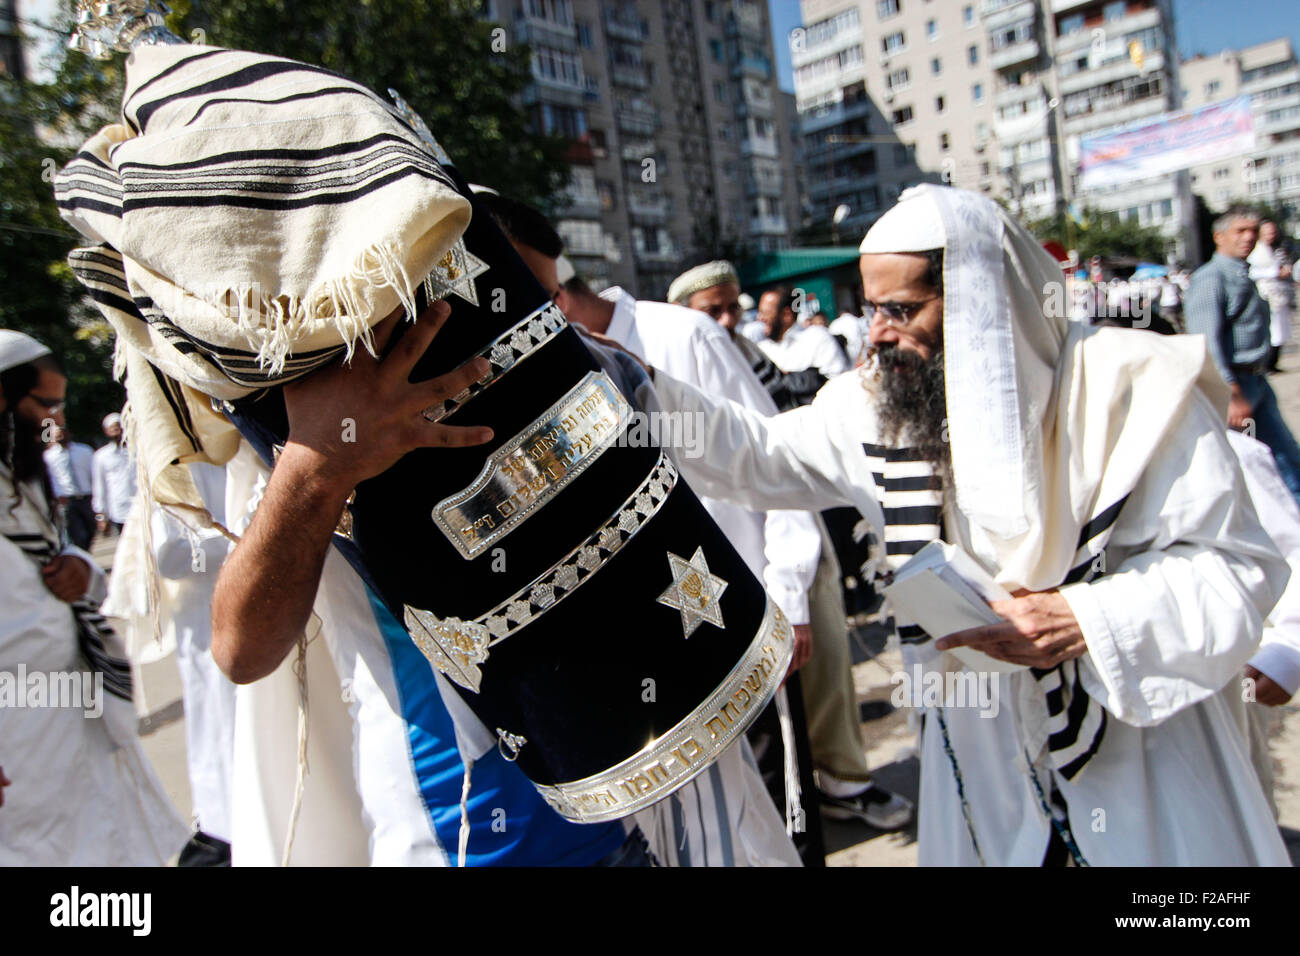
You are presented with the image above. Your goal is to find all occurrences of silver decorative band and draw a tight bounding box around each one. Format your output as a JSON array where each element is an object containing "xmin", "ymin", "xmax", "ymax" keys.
[
  {"xmin": 422, "ymin": 301, "xmax": 566, "ymax": 423},
  {"xmin": 433, "ymin": 371, "xmax": 631, "ymax": 559},
  {"xmin": 405, "ymin": 452, "xmax": 678, "ymax": 693},
  {"xmin": 535, "ymin": 597, "xmax": 793, "ymax": 823}
]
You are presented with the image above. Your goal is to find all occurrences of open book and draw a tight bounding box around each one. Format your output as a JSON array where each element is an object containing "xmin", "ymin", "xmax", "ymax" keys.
[{"xmin": 882, "ymin": 541, "xmax": 1027, "ymax": 674}]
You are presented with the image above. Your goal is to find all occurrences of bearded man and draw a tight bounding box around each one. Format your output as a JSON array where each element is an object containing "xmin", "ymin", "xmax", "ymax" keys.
[
  {"xmin": 0, "ymin": 330, "xmax": 187, "ymax": 864},
  {"xmin": 637, "ymin": 185, "xmax": 1291, "ymax": 865}
]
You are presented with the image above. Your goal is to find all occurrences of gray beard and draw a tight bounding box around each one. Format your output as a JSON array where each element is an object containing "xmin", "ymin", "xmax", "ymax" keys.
[{"xmin": 874, "ymin": 344, "xmax": 951, "ymax": 481}]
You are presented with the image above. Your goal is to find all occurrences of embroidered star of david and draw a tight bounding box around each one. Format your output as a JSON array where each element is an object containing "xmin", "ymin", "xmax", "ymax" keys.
[
  {"xmin": 424, "ymin": 240, "xmax": 490, "ymax": 307},
  {"xmin": 656, "ymin": 546, "xmax": 728, "ymax": 639}
]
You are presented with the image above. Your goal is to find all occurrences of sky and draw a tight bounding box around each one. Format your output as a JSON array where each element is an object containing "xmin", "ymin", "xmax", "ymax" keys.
[{"xmin": 767, "ymin": 0, "xmax": 1300, "ymax": 94}]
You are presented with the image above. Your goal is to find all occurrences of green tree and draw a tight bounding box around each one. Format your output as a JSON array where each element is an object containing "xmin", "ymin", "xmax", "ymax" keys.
[
  {"xmin": 1, "ymin": 8, "xmax": 125, "ymax": 442},
  {"xmin": 1027, "ymin": 205, "xmax": 1169, "ymax": 263},
  {"xmin": 182, "ymin": 0, "xmax": 570, "ymax": 208}
]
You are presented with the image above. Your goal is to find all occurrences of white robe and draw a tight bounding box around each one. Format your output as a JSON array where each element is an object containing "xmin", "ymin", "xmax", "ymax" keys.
[
  {"xmin": 0, "ymin": 472, "xmax": 187, "ymax": 865},
  {"xmin": 653, "ymin": 367, "xmax": 1291, "ymax": 865}
]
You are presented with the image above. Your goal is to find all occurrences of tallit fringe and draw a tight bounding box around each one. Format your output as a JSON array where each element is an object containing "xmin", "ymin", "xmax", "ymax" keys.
[
  {"xmin": 281, "ymin": 631, "xmax": 312, "ymax": 867},
  {"xmin": 121, "ymin": 401, "xmax": 166, "ymax": 648},
  {"xmin": 775, "ymin": 688, "xmax": 805, "ymax": 837},
  {"xmin": 218, "ymin": 240, "xmax": 422, "ymax": 376},
  {"xmin": 457, "ymin": 759, "xmax": 474, "ymax": 868}
]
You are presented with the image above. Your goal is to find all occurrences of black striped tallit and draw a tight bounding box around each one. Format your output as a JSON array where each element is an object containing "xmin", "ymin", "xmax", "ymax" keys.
[
  {"xmin": 865, "ymin": 441, "xmax": 1123, "ymax": 780},
  {"xmin": 3, "ymin": 528, "xmax": 133, "ymax": 703}
]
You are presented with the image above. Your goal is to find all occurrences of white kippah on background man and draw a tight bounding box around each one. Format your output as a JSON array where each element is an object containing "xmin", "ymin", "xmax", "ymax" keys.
[{"xmin": 633, "ymin": 184, "xmax": 1291, "ymax": 865}]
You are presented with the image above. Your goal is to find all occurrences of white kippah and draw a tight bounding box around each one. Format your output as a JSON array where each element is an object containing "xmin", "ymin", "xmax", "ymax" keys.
[
  {"xmin": 0, "ymin": 330, "xmax": 53, "ymax": 375},
  {"xmin": 859, "ymin": 184, "xmax": 947, "ymax": 254},
  {"xmin": 667, "ymin": 260, "xmax": 739, "ymax": 305}
]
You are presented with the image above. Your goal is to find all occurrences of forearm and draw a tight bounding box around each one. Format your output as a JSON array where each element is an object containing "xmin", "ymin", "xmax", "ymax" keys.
[{"xmin": 212, "ymin": 443, "xmax": 349, "ymax": 683}]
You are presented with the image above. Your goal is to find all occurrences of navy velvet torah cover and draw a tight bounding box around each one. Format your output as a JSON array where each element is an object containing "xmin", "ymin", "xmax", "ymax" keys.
[{"xmin": 229, "ymin": 160, "xmax": 777, "ymax": 803}]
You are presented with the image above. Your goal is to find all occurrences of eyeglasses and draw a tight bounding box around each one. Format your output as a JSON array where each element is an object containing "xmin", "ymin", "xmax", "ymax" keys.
[
  {"xmin": 864, "ymin": 296, "xmax": 939, "ymax": 328},
  {"xmin": 24, "ymin": 394, "xmax": 65, "ymax": 416}
]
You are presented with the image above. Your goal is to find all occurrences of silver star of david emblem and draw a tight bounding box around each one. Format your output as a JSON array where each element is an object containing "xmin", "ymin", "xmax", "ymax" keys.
[
  {"xmin": 656, "ymin": 547, "xmax": 728, "ymax": 639},
  {"xmin": 424, "ymin": 240, "xmax": 490, "ymax": 307}
]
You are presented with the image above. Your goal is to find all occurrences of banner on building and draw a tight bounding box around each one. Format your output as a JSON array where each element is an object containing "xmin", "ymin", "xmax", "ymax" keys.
[{"xmin": 1078, "ymin": 96, "xmax": 1256, "ymax": 190}]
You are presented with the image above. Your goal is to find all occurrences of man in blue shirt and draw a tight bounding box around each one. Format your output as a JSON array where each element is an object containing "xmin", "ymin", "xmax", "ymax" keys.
[{"xmin": 1186, "ymin": 205, "xmax": 1300, "ymax": 505}]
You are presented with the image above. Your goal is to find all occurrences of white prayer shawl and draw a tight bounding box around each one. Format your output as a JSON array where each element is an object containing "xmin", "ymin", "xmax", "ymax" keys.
[
  {"xmin": 54, "ymin": 44, "xmax": 472, "ymax": 521},
  {"xmin": 0, "ymin": 469, "xmax": 188, "ymax": 865}
]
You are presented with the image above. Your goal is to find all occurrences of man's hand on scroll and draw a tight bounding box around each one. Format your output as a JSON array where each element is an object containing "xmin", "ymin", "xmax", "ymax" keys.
[{"xmin": 213, "ymin": 299, "xmax": 495, "ymax": 685}]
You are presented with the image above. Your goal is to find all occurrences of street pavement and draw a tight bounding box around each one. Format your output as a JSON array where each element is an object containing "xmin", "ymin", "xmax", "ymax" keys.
[{"xmin": 110, "ymin": 354, "xmax": 1300, "ymax": 866}]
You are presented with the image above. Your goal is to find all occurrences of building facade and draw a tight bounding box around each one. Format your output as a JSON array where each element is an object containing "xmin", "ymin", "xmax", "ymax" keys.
[
  {"xmin": 1181, "ymin": 38, "xmax": 1300, "ymax": 223},
  {"xmin": 793, "ymin": 0, "xmax": 1192, "ymax": 259},
  {"xmin": 489, "ymin": 0, "xmax": 799, "ymax": 299}
]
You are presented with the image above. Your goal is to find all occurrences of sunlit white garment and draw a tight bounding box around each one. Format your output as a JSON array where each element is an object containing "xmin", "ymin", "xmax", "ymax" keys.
[
  {"xmin": 92, "ymin": 439, "xmax": 137, "ymax": 524},
  {"xmin": 43, "ymin": 441, "xmax": 94, "ymax": 497},
  {"xmin": 1230, "ymin": 431, "xmax": 1300, "ymax": 698},
  {"xmin": 0, "ymin": 467, "xmax": 187, "ymax": 865},
  {"xmin": 1248, "ymin": 241, "xmax": 1293, "ymax": 347},
  {"xmin": 654, "ymin": 357, "xmax": 1289, "ymax": 865},
  {"xmin": 150, "ymin": 463, "xmax": 237, "ymax": 841},
  {"xmin": 758, "ymin": 322, "xmax": 849, "ymax": 378},
  {"xmin": 829, "ymin": 312, "xmax": 868, "ymax": 367},
  {"xmin": 598, "ymin": 287, "xmax": 803, "ymax": 867}
]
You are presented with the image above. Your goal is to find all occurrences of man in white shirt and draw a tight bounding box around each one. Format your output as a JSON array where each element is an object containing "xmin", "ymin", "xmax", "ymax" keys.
[
  {"xmin": 1248, "ymin": 219, "xmax": 1293, "ymax": 369},
  {"xmin": 757, "ymin": 288, "xmax": 850, "ymax": 378},
  {"xmin": 91, "ymin": 412, "xmax": 136, "ymax": 535},
  {"xmin": 829, "ymin": 310, "xmax": 869, "ymax": 368},
  {"xmin": 43, "ymin": 426, "xmax": 95, "ymax": 549}
]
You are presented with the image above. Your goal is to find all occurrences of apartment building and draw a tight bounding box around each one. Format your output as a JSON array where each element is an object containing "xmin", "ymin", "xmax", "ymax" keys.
[
  {"xmin": 1051, "ymin": 0, "xmax": 1191, "ymax": 258},
  {"xmin": 792, "ymin": 0, "xmax": 986, "ymax": 242},
  {"xmin": 491, "ymin": 0, "xmax": 798, "ymax": 299},
  {"xmin": 1181, "ymin": 38, "xmax": 1300, "ymax": 220}
]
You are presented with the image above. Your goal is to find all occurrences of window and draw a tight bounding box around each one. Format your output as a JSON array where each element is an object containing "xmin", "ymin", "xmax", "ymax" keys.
[
  {"xmin": 972, "ymin": 82, "xmax": 984, "ymax": 102},
  {"xmin": 935, "ymin": 95, "xmax": 945, "ymax": 112},
  {"xmin": 1205, "ymin": 80, "xmax": 1221, "ymax": 97},
  {"xmin": 1104, "ymin": 1, "xmax": 1126, "ymax": 22},
  {"xmin": 1214, "ymin": 166, "xmax": 1230, "ymax": 180},
  {"xmin": 714, "ymin": 80, "xmax": 727, "ymax": 102},
  {"xmin": 894, "ymin": 143, "xmax": 915, "ymax": 163},
  {"xmin": 709, "ymin": 39, "xmax": 723, "ymax": 63},
  {"xmin": 1060, "ymin": 13, "xmax": 1084, "ymax": 35},
  {"xmin": 882, "ymin": 31, "xmax": 906, "ymax": 53},
  {"xmin": 891, "ymin": 106, "xmax": 915, "ymax": 125},
  {"xmin": 877, "ymin": 0, "xmax": 900, "ymax": 18},
  {"xmin": 963, "ymin": 5, "xmax": 973, "ymax": 25},
  {"xmin": 539, "ymin": 102, "xmax": 587, "ymax": 138},
  {"xmin": 931, "ymin": 56, "xmax": 942, "ymax": 75},
  {"xmin": 887, "ymin": 67, "xmax": 911, "ymax": 91},
  {"xmin": 940, "ymin": 132, "xmax": 950, "ymax": 151},
  {"xmin": 927, "ymin": 19, "xmax": 937, "ymax": 39},
  {"xmin": 576, "ymin": 21, "xmax": 592, "ymax": 48},
  {"xmin": 968, "ymin": 44, "xmax": 978, "ymax": 66}
]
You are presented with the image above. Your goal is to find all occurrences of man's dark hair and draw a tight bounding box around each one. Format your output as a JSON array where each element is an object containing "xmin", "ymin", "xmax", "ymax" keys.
[
  {"xmin": 919, "ymin": 248, "xmax": 944, "ymax": 296},
  {"xmin": 562, "ymin": 276, "xmax": 596, "ymax": 298},
  {"xmin": 476, "ymin": 192, "xmax": 564, "ymax": 258},
  {"xmin": 1, "ymin": 352, "xmax": 64, "ymax": 515},
  {"xmin": 764, "ymin": 286, "xmax": 799, "ymax": 316}
]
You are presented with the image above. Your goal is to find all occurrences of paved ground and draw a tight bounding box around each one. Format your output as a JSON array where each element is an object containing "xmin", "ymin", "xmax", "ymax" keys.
[{"xmin": 112, "ymin": 355, "xmax": 1300, "ymax": 866}]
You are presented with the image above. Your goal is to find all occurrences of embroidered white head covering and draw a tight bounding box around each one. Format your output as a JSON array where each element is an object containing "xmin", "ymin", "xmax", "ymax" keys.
[
  {"xmin": 667, "ymin": 261, "xmax": 739, "ymax": 306},
  {"xmin": 0, "ymin": 331, "xmax": 53, "ymax": 375}
]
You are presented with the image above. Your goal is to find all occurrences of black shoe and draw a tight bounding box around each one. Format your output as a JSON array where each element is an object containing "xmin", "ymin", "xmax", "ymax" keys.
[
  {"xmin": 819, "ymin": 784, "xmax": 914, "ymax": 830},
  {"xmin": 177, "ymin": 830, "xmax": 232, "ymax": 867}
]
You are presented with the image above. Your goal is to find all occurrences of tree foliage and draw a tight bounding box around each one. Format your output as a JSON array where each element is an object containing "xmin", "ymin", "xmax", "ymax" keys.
[
  {"xmin": 1026, "ymin": 205, "xmax": 1169, "ymax": 264},
  {"xmin": 182, "ymin": 0, "xmax": 570, "ymax": 207}
]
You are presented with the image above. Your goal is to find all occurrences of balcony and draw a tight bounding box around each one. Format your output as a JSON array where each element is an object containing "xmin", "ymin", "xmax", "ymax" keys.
[
  {"xmin": 603, "ymin": 11, "xmax": 645, "ymax": 43},
  {"xmin": 1054, "ymin": 7, "xmax": 1161, "ymax": 55},
  {"xmin": 749, "ymin": 213, "xmax": 789, "ymax": 236},
  {"xmin": 628, "ymin": 193, "xmax": 670, "ymax": 223},
  {"xmin": 726, "ymin": 1, "xmax": 767, "ymax": 43},
  {"xmin": 741, "ymin": 135, "xmax": 780, "ymax": 159},
  {"xmin": 513, "ymin": 16, "xmax": 576, "ymax": 52},
  {"xmin": 981, "ymin": 0, "xmax": 1035, "ymax": 30},
  {"xmin": 616, "ymin": 107, "xmax": 659, "ymax": 137},
  {"xmin": 609, "ymin": 63, "xmax": 649, "ymax": 89},
  {"xmin": 523, "ymin": 81, "xmax": 586, "ymax": 110},
  {"xmin": 1057, "ymin": 49, "xmax": 1167, "ymax": 96},
  {"xmin": 1243, "ymin": 65, "xmax": 1300, "ymax": 97},
  {"xmin": 1050, "ymin": 0, "xmax": 1092, "ymax": 12},
  {"xmin": 620, "ymin": 139, "xmax": 657, "ymax": 162},
  {"xmin": 732, "ymin": 55, "xmax": 773, "ymax": 81},
  {"xmin": 990, "ymin": 37, "xmax": 1040, "ymax": 72},
  {"xmin": 745, "ymin": 176, "xmax": 785, "ymax": 198},
  {"xmin": 799, "ymin": 97, "xmax": 873, "ymax": 135}
]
